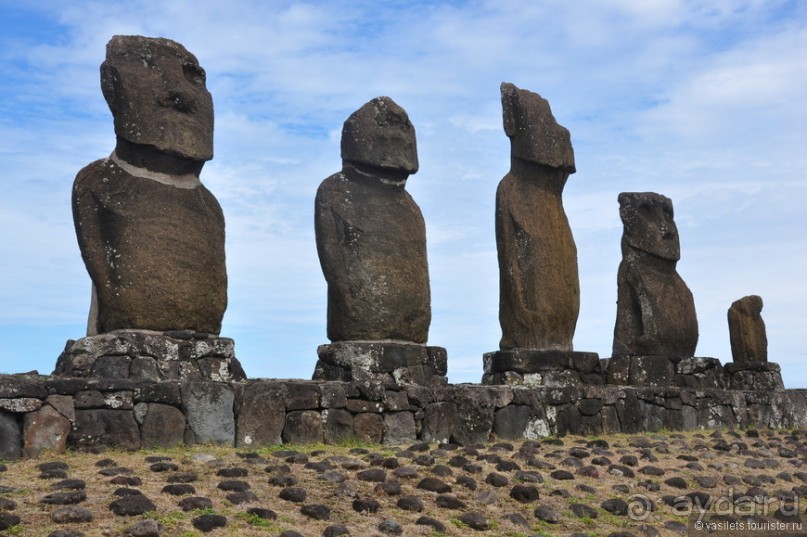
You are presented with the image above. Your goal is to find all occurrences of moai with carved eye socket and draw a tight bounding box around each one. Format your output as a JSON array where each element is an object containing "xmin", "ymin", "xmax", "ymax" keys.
[
  {"xmin": 312, "ymin": 96, "xmax": 447, "ymax": 386},
  {"xmin": 482, "ymin": 83, "xmax": 601, "ymax": 387},
  {"xmin": 56, "ymin": 35, "xmax": 244, "ymax": 382},
  {"xmin": 607, "ymin": 192, "xmax": 706, "ymax": 386}
]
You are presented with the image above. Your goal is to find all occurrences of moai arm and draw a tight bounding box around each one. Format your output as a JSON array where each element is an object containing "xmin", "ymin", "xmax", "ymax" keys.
[{"xmin": 72, "ymin": 163, "xmax": 111, "ymax": 301}]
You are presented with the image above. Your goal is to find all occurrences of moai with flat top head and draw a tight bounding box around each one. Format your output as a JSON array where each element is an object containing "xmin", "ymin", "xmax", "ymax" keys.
[
  {"xmin": 312, "ymin": 97, "xmax": 447, "ymax": 386},
  {"xmin": 56, "ymin": 35, "xmax": 244, "ymax": 382},
  {"xmin": 607, "ymin": 192, "xmax": 711, "ymax": 387},
  {"xmin": 482, "ymin": 83, "xmax": 601, "ymax": 387},
  {"xmin": 725, "ymin": 295, "xmax": 783, "ymax": 390}
]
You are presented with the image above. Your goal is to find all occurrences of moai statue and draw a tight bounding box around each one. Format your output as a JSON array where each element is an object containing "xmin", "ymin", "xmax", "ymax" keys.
[
  {"xmin": 608, "ymin": 192, "xmax": 704, "ymax": 386},
  {"xmin": 312, "ymin": 97, "xmax": 446, "ymax": 385},
  {"xmin": 725, "ymin": 295, "xmax": 783, "ymax": 390},
  {"xmin": 482, "ymin": 83, "xmax": 601, "ymax": 387},
  {"xmin": 56, "ymin": 35, "xmax": 244, "ymax": 381}
]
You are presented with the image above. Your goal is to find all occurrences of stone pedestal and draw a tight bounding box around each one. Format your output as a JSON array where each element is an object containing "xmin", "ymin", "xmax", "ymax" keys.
[
  {"xmin": 725, "ymin": 362, "xmax": 784, "ymax": 391},
  {"xmin": 606, "ymin": 355, "xmax": 726, "ymax": 389},
  {"xmin": 313, "ymin": 342, "xmax": 447, "ymax": 386},
  {"xmin": 54, "ymin": 330, "xmax": 246, "ymax": 382},
  {"xmin": 482, "ymin": 350, "xmax": 602, "ymax": 387}
]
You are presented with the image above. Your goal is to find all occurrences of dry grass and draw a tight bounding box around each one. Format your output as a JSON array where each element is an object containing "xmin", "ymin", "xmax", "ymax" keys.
[{"xmin": 1, "ymin": 427, "xmax": 805, "ymax": 536}]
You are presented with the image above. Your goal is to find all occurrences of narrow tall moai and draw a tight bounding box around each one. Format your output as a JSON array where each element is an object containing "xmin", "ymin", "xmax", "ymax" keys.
[
  {"xmin": 483, "ymin": 83, "xmax": 601, "ymax": 387},
  {"xmin": 607, "ymin": 192, "xmax": 703, "ymax": 387},
  {"xmin": 58, "ymin": 35, "xmax": 243, "ymax": 382},
  {"xmin": 313, "ymin": 97, "xmax": 446, "ymax": 385},
  {"xmin": 728, "ymin": 295, "xmax": 768, "ymax": 365}
]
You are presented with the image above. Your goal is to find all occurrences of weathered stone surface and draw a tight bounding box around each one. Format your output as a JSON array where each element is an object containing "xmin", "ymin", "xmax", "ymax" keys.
[
  {"xmin": 0, "ymin": 410, "xmax": 22, "ymax": 460},
  {"xmin": 181, "ymin": 382, "xmax": 234, "ymax": 445},
  {"xmin": 352, "ymin": 413, "xmax": 384, "ymax": 443},
  {"xmin": 236, "ymin": 383, "xmax": 286, "ymax": 447},
  {"xmin": 496, "ymin": 82, "xmax": 579, "ymax": 351},
  {"xmin": 726, "ymin": 362, "xmax": 784, "ymax": 391},
  {"xmin": 23, "ymin": 404, "xmax": 71, "ymax": 457},
  {"xmin": 422, "ymin": 402, "xmax": 456, "ymax": 444},
  {"xmin": 314, "ymin": 342, "xmax": 447, "ymax": 385},
  {"xmin": 141, "ymin": 403, "xmax": 186, "ymax": 448},
  {"xmin": 383, "ymin": 412, "xmax": 417, "ymax": 445},
  {"xmin": 315, "ymin": 96, "xmax": 430, "ymax": 343},
  {"xmin": 493, "ymin": 405, "xmax": 532, "ymax": 440},
  {"xmin": 452, "ymin": 388, "xmax": 494, "ymax": 445},
  {"xmin": 0, "ymin": 397, "xmax": 42, "ymax": 413},
  {"xmin": 283, "ymin": 411, "xmax": 323, "ymax": 444},
  {"xmin": 73, "ymin": 35, "xmax": 225, "ymax": 336},
  {"xmin": 483, "ymin": 350, "xmax": 601, "ymax": 386},
  {"xmin": 323, "ymin": 409, "xmax": 354, "ymax": 444},
  {"xmin": 728, "ymin": 295, "xmax": 768, "ymax": 364},
  {"xmin": 613, "ymin": 192, "xmax": 698, "ymax": 358},
  {"xmin": 70, "ymin": 409, "xmax": 140, "ymax": 451}
]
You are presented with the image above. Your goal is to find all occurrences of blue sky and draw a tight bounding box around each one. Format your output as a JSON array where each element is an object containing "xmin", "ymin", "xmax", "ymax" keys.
[{"xmin": 1, "ymin": 0, "xmax": 805, "ymax": 386}]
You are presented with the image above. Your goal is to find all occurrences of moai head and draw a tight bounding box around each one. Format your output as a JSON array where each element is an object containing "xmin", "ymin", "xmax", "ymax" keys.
[
  {"xmin": 101, "ymin": 35, "xmax": 214, "ymax": 161},
  {"xmin": 341, "ymin": 96, "xmax": 418, "ymax": 179},
  {"xmin": 618, "ymin": 192, "xmax": 680, "ymax": 261},
  {"xmin": 501, "ymin": 82, "xmax": 575, "ymax": 172}
]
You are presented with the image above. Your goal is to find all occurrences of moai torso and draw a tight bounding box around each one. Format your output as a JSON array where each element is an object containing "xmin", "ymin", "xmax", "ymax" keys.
[
  {"xmin": 315, "ymin": 97, "xmax": 430, "ymax": 343},
  {"xmin": 612, "ymin": 192, "xmax": 698, "ymax": 356},
  {"xmin": 496, "ymin": 83, "xmax": 579, "ymax": 351},
  {"xmin": 72, "ymin": 35, "xmax": 227, "ymax": 335},
  {"xmin": 728, "ymin": 295, "xmax": 768, "ymax": 364}
]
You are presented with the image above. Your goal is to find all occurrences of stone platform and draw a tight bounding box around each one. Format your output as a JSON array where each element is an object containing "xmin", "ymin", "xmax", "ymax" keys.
[
  {"xmin": 54, "ymin": 330, "xmax": 246, "ymax": 382},
  {"xmin": 313, "ymin": 341, "xmax": 447, "ymax": 386},
  {"xmin": 482, "ymin": 349, "xmax": 602, "ymax": 387}
]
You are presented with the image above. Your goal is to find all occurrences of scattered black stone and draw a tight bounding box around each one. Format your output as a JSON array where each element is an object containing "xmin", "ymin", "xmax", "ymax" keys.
[
  {"xmin": 379, "ymin": 479, "xmax": 402, "ymax": 496},
  {"xmin": 510, "ymin": 484, "xmax": 540, "ymax": 503},
  {"xmin": 378, "ymin": 519, "xmax": 402, "ymax": 535},
  {"xmin": 246, "ymin": 507, "xmax": 276, "ymax": 520},
  {"xmin": 663, "ymin": 520, "xmax": 689, "ymax": 534},
  {"xmin": 39, "ymin": 461, "xmax": 69, "ymax": 472},
  {"xmin": 0, "ymin": 512, "xmax": 21, "ymax": 531},
  {"xmin": 577, "ymin": 483, "xmax": 597, "ymax": 494},
  {"xmin": 352, "ymin": 498, "xmax": 380, "ymax": 513},
  {"xmin": 323, "ymin": 524, "xmax": 350, "ymax": 537},
  {"xmin": 458, "ymin": 512, "xmax": 489, "ymax": 530},
  {"xmin": 409, "ymin": 442, "xmax": 431, "ymax": 452},
  {"xmin": 608, "ymin": 464, "xmax": 635, "ymax": 478},
  {"xmin": 123, "ymin": 519, "xmax": 162, "ymax": 537},
  {"xmin": 415, "ymin": 516, "xmax": 445, "ymax": 532},
  {"xmin": 162, "ymin": 484, "xmax": 195, "ymax": 496},
  {"xmin": 149, "ymin": 462, "xmax": 178, "ymax": 472},
  {"xmin": 496, "ymin": 460, "xmax": 520, "ymax": 472},
  {"xmin": 109, "ymin": 494, "xmax": 157, "ymax": 516},
  {"xmin": 549, "ymin": 488, "xmax": 570, "ymax": 497},
  {"xmin": 40, "ymin": 491, "xmax": 87, "ymax": 505},
  {"xmin": 301, "ymin": 503, "xmax": 330, "ymax": 520},
  {"xmin": 0, "ymin": 497, "xmax": 17, "ymax": 510},
  {"xmin": 381, "ymin": 457, "xmax": 400, "ymax": 469},
  {"xmin": 192, "ymin": 514, "xmax": 227, "ymax": 532},
  {"xmin": 475, "ymin": 489, "xmax": 499, "ymax": 505},
  {"xmin": 357, "ymin": 469, "xmax": 386, "ymax": 482},
  {"xmin": 694, "ymin": 476, "xmax": 718, "ymax": 488},
  {"xmin": 52, "ymin": 479, "xmax": 86, "ymax": 491},
  {"xmin": 601, "ymin": 498, "xmax": 629, "ymax": 516},
  {"xmin": 217, "ymin": 480, "xmax": 250, "ymax": 492},
  {"xmin": 166, "ymin": 472, "xmax": 197, "ymax": 483},
  {"xmin": 448, "ymin": 455, "xmax": 470, "ymax": 467},
  {"xmin": 40, "ymin": 469, "xmax": 69, "ymax": 479},
  {"xmin": 179, "ymin": 496, "xmax": 212, "ymax": 512},
  {"xmin": 502, "ymin": 512, "xmax": 529, "ymax": 527},
  {"xmin": 550, "ymin": 469, "xmax": 574, "ymax": 480},
  {"xmin": 144, "ymin": 456, "xmax": 172, "ymax": 463},
  {"xmin": 435, "ymin": 494, "xmax": 465, "ymax": 509},
  {"xmin": 286, "ymin": 453, "xmax": 309, "ymax": 465},
  {"xmin": 110, "ymin": 476, "xmax": 142, "ymax": 486},
  {"xmin": 430, "ymin": 464, "xmax": 452, "ymax": 477},
  {"xmin": 413, "ymin": 454, "xmax": 435, "ymax": 466},
  {"xmin": 50, "ymin": 506, "xmax": 93, "ymax": 523},
  {"xmin": 639, "ymin": 465, "xmax": 665, "ymax": 476},
  {"xmin": 569, "ymin": 447, "xmax": 590, "ymax": 459},
  {"xmin": 95, "ymin": 459, "xmax": 117, "ymax": 467},
  {"xmin": 416, "ymin": 477, "xmax": 451, "ymax": 493},
  {"xmin": 393, "ymin": 466, "xmax": 418, "ymax": 479},
  {"xmin": 217, "ymin": 467, "xmax": 248, "ymax": 479},
  {"xmin": 226, "ymin": 491, "xmax": 258, "ymax": 505},
  {"xmin": 99, "ymin": 467, "xmax": 133, "ymax": 476},
  {"xmin": 562, "ymin": 456, "xmax": 584, "ymax": 468},
  {"xmin": 397, "ymin": 495, "xmax": 424, "ymax": 512},
  {"xmin": 577, "ymin": 465, "xmax": 600, "ymax": 478},
  {"xmin": 319, "ymin": 470, "xmax": 347, "ymax": 484},
  {"xmin": 455, "ymin": 475, "xmax": 477, "ymax": 490},
  {"xmin": 570, "ymin": 502, "xmax": 598, "ymax": 519},
  {"xmin": 279, "ymin": 487, "xmax": 307, "ymax": 503},
  {"xmin": 664, "ymin": 477, "xmax": 688, "ymax": 489},
  {"xmin": 534, "ymin": 504, "xmax": 561, "ymax": 523},
  {"xmin": 47, "ymin": 531, "xmax": 84, "ymax": 537},
  {"xmin": 463, "ymin": 463, "xmax": 484, "ymax": 473},
  {"xmin": 268, "ymin": 474, "xmax": 297, "ymax": 487},
  {"xmin": 485, "ymin": 472, "xmax": 509, "ymax": 487},
  {"xmin": 592, "ymin": 456, "xmax": 612, "ymax": 466},
  {"xmin": 279, "ymin": 532, "xmax": 303, "ymax": 537}
]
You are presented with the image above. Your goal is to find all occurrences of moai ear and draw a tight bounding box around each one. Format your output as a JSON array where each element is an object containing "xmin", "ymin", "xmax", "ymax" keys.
[
  {"xmin": 100, "ymin": 61, "xmax": 119, "ymax": 115},
  {"xmin": 500, "ymin": 82, "xmax": 519, "ymax": 138}
]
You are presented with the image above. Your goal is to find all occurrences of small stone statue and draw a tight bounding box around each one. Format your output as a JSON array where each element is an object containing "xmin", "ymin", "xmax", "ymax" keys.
[
  {"xmin": 728, "ymin": 295, "xmax": 768, "ymax": 364},
  {"xmin": 496, "ymin": 83, "xmax": 580, "ymax": 351},
  {"xmin": 612, "ymin": 192, "xmax": 698, "ymax": 357},
  {"xmin": 72, "ymin": 35, "xmax": 227, "ymax": 336},
  {"xmin": 315, "ymin": 96, "xmax": 429, "ymax": 343}
]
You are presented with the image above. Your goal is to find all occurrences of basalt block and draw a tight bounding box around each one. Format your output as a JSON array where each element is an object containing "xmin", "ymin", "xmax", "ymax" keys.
[
  {"xmin": 482, "ymin": 350, "xmax": 602, "ymax": 387},
  {"xmin": 725, "ymin": 362, "xmax": 784, "ymax": 391},
  {"xmin": 313, "ymin": 342, "xmax": 447, "ymax": 386},
  {"xmin": 54, "ymin": 330, "xmax": 245, "ymax": 382},
  {"xmin": 607, "ymin": 355, "xmax": 727, "ymax": 389}
]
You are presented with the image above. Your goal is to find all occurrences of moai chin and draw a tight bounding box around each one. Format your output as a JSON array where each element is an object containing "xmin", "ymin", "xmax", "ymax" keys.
[
  {"xmin": 607, "ymin": 192, "xmax": 701, "ymax": 387},
  {"xmin": 60, "ymin": 35, "xmax": 243, "ymax": 382},
  {"xmin": 313, "ymin": 97, "xmax": 446, "ymax": 385},
  {"xmin": 483, "ymin": 83, "xmax": 601, "ymax": 388}
]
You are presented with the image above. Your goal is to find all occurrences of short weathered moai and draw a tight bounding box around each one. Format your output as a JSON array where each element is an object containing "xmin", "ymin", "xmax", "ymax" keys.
[
  {"xmin": 482, "ymin": 83, "xmax": 601, "ymax": 387},
  {"xmin": 725, "ymin": 295, "xmax": 783, "ymax": 390},
  {"xmin": 312, "ymin": 97, "xmax": 447, "ymax": 385},
  {"xmin": 607, "ymin": 192, "xmax": 719, "ymax": 387},
  {"xmin": 56, "ymin": 35, "xmax": 244, "ymax": 381}
]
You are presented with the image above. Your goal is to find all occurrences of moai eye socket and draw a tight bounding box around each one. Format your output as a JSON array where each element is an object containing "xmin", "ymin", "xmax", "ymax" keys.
[{"xmin": 182, "ymin": 63, "xmax": 206, "ymax": 85}]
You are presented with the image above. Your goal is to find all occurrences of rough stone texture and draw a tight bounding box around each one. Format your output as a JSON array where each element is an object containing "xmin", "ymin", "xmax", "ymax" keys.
[
  {"xmin": 141, "ymin": 403, "xmax": 186, "ymax": 448},
  {"xmin": 23, "ymin": 404, "xmax": 71, "ymax": 457},
  {"xmin": 73, "ymin": 35, "xmax": 226, "ymax": 336},
  {"xmin": 283, "ymin": 411, "xmax": 324, "ymax": 444},
  {"xmin": 314, "ymin": 342, "xmax": 447, "ymax": 386},
  {"xmin": 0, "ymin": 410, "xmax": 22, "ymax": 460},
  {"xmin": 236, "ymin": 383, "xmax": 286, "ymax": 447},
  {"xmin": 728, "ymin": 295, "xmax": 768, "ymax": 365},
  {"xmin": 725, "ymin": 362, "xmax": 784, "ymax": 391},
  {"xmin": 496, "ymin": 82, "xmax": 579, "ymax": 352},
  {"xmin": 382, "ymin": 412, "xmax": 417, "ymax": 446},
  {"xmin": 612, "ymin": 192, "xmax": 698, "ymax": 359},
  {"xmin": 55, "ymin": 331, "xmax": 245, "ymax": 381},
  {"xmin": 482, "ymin": 350, "xmax": 601, "ymax": 387},
  {"xmin": 315, "ymin": 97, "xmax": 430, "ymax": 344},
  {"xmin": 181, "ymin": 382, "xmax": 234, "ymax": 445},
  {"xmin": 70, "ymin": 409, "xmax": 140, "ymax": 451}
]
